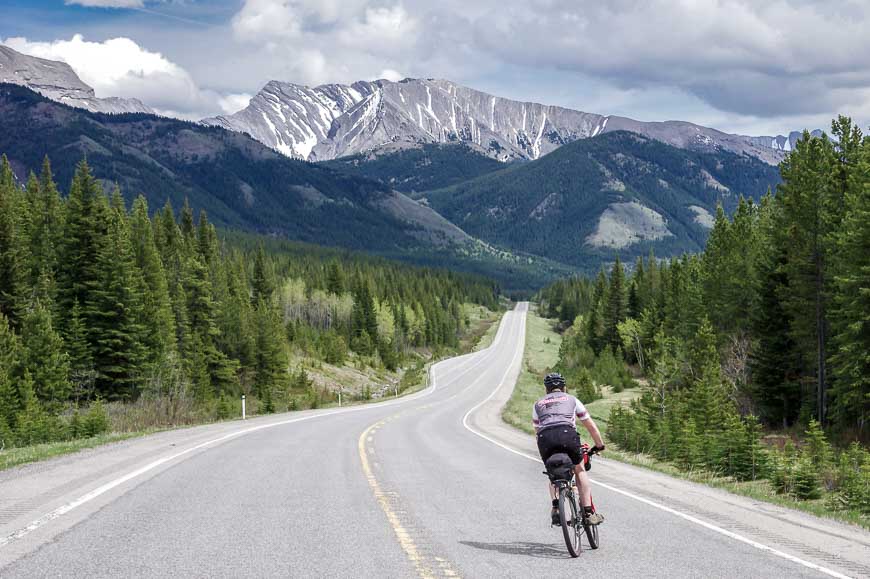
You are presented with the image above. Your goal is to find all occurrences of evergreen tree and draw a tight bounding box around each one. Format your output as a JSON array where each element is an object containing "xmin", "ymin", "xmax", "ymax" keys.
[
  {"xmin": 20, "ymin": 299, "xmax": 71, "ymax": 409},
  {"xmin": 130, "ymin": 196, "xmax": 176, "ymax": 366},
  {"xmin": 828, "ymin": 129, "xmax": 870, "ymax": 433},
  {"xmin": 0, "ymin": 155, "xmax": 29, "ymax": 326},
  {"xmin": 604, "ymin": 256, "xmax": 627, "ymax": 351},
  {"xmin": 326, "ymin": 261, "xmax": 345, "ymax": 295},
  {"xmin": 777, "ymin": 132, "xmax": 838, "ymax": 423},
  {"xmin": 0, "ymin": 312, "xmax": 21, "ymax": 429},
  {"xmin": 88, "ymin": 194, "xmax": 147, "ymax": 400},
  {"xmin": 251, "ymin": 245, "xmax": 274, "ymax": 305}
]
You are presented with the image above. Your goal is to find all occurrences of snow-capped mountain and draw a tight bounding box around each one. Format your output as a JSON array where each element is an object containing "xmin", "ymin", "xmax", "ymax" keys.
[
  {"xmin": 0, "ymin": 45, "xmax": 154, "ymax": 115},
  {"xmin": 205, "ymin": 77, "xmax": 808, "ymax": 165},
  {"xmin": 204, "ymin": 78, "xmax": 605, "ymax": 162}
]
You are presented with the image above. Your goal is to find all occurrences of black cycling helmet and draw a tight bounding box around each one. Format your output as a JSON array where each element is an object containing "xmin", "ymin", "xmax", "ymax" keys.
[{"xmin": 544, "ymin": 372, "xmax": 566, "ymax": 393}]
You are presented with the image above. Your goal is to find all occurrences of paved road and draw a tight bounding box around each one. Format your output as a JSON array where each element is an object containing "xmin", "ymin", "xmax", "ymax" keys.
[{"xmin": 1, "ymin": 303, "xmax": 869, "ymax": 578}]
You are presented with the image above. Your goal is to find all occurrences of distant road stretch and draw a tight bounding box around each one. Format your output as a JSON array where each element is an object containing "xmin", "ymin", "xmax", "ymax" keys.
[{"xmin": 1, "ymin": 303, "xmax": 868, "ymax": 578}]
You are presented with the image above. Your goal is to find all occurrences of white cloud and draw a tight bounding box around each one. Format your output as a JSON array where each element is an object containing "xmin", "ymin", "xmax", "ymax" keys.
[
  {"xmin": 65, "ymin": 0, "xmax": 144, "ymax": 7},
  {"xmin": 3, "ymin": 34, "xmax": 246, "ymax": 120},
  {"xmin": 377, "ymin": 69, "xmax": 404, "ymax": 82},
  {"xmin": 218, "ymin": 0, "xmax": 870, "ymax": 132},
  {"xmin": 217, "ymin": 92, "xmax": 253, "ymax": 115}
]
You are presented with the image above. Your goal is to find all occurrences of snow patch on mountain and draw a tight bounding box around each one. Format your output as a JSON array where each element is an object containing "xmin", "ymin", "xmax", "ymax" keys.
[{"xmin": 585, "ymin": 202, "xmax": 673, "ymax": 248}]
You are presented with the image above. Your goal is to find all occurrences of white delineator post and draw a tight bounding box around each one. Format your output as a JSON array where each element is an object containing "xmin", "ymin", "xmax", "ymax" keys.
[
  {"xmin": 338, "ymin": 389, "xmax": 342, "ymax": 407},
  {"xmin": 241, "ymin": 395, "xmax": 246, "ymax": 420}
]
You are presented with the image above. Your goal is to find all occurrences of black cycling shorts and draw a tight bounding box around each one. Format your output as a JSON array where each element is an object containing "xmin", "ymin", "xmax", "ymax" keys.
[{"xmin": 537, "ymin": 426, "xmax": 583, "ymax": 465}]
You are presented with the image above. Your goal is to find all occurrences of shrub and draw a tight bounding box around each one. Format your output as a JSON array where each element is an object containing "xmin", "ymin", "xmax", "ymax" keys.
[{"xmin": 82, "ymin": 399, "xmax": 110, "ymax": 437}]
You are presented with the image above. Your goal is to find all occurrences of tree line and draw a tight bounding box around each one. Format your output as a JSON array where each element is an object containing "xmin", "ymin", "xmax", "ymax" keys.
[
  {"xmin": 0, "ymin": 155, "xmax": 500, "ymax": 448},
  {"xmin": 540, "ymin": 117, "xmax": 869, "ymax": 515}
]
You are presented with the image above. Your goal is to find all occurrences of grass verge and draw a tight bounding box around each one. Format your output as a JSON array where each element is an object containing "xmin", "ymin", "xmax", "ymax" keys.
[
  {"xmin": 502, "ymin": 305, "xmax": 562, "ymax": 433},
  {"xmin": 0, "ymin": 432, "xmax": 148, "ymax": 472},
  {"xmin": 504, "ymin": 308, "xmax": 868, "ymax": 529}
]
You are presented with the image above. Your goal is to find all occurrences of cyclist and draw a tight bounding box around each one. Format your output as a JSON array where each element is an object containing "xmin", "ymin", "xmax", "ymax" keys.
[{"xmin": 533, "ymin": 372, "xmax": 605, "ymax": 526}]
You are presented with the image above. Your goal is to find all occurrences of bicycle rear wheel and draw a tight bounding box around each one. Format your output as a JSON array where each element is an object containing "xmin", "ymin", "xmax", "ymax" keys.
[{"xmin": 558, "ymin": 486, "xmax": 581, "ymax": 557}]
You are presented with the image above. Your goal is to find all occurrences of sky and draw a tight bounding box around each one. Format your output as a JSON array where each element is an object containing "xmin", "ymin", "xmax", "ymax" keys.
[{"xmin": 2, "ymin": 0, "xmax": 870, "ymax": 136}]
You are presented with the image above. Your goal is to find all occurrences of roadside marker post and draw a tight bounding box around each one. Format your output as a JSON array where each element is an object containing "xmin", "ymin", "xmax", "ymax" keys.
[{"xmin": 241, "ymin": 395, "xmax": 246, "ymax": 420}]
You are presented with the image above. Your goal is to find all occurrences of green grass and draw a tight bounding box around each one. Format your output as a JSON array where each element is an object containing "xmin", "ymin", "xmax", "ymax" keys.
[
  {"xmin": 502, "ymin": 305, "xmax": 562, "ymax": 433},
  {"xmin": 585, "ymin": 384, "xmax": 643, "ymax": 438},
  {"xmin": 0, "ymin": 432, "xmax": 148, "ymax": 472}
]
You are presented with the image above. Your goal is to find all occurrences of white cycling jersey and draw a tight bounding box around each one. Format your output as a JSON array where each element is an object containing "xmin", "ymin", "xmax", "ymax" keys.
[{"xmin": 532, "ymin": 391, "xmax": 590, "ymax": 431}]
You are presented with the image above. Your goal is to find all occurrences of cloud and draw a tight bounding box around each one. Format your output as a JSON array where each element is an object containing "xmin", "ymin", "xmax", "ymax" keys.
[
  {"xmin": 3, "ymin": 34, "xmax": 242, "ymax": 119},
  {"xmin": 217, "ymin": 92, "xmax": 253, "ymax": 115},
  {"xmin": 220, "ymin": 0, "xmax": 870, "ymax": 130},
  {"xmin": 65, "ymin": 0, "xmax": 144, "ymax": 7},
  {"xmin": 377, "ymin": 69, "xmax": 404, "ymax": 82}
]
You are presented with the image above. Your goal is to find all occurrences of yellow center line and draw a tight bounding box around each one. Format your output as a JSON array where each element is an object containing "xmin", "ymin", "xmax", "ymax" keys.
[{"xmin": 358, "ymin": 415, "xmax": 461, "ymax": 578}]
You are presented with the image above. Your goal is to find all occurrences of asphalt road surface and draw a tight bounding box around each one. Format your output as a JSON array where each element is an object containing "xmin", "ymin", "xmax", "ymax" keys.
[{"xmin": 1, "ymin": 303, "xmax": 869, "ymax": 578}]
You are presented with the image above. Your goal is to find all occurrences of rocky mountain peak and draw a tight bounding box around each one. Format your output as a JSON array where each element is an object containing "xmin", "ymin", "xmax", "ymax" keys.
[{"xmin": 0, "ymin": 44, "xmax": 154, "ymax": 115}]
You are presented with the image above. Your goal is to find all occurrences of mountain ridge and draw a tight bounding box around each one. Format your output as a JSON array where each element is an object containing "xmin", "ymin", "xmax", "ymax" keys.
[
  {"xmin": 206, "ymin": 77, "xmax": 812, "ymax": 165},
  {"xmin": 0, "ymin": 44, "xmax": 154, "ymax": 115}
]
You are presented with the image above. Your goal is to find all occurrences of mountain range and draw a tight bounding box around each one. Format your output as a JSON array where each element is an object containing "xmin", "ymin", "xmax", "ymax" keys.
[
  {"xmin": 205, "ymin": 77, "xmax": 810, "ymax": 165},
  {"xmin": 0, "ymin": 43, "xmax": 797, "ymax": 290},
  {"xmin": 0, "ymin": 83, "xmax": 571, "ymax": 291},
  {"xmin": 0, "ymin": 45, "xmax": 813, "ymax": 166}
]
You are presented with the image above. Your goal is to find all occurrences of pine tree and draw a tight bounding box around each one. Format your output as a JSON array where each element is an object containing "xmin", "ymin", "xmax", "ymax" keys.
[
  {"xmin": 604, "ymin": 256, "xmax": 627, "ymax": 351},
  {"xmin": 254, "ymin": 301, "xmax": 288, "ymax": 397},
  {"xmin": 828, "ymin": 130, "xmax": 870, "ymax": 433},
  {"xmin": 130, "ymin": 196, "xmax": 176, "ymax": 365},
  {"xmin": 0, "ymin": 155, "xmax": 29, "ymax": 326},
  {"xmin": 20, "ymin": 299, "xmax": 70, "ymax": 410},
  {"xmin": 777, "ymin": 132, "xmax": 838, "ymax": 423},
  {"xmin": 251, "ymin": 245, "xmax": 274, "ymax": 305},
  {"xmin": 326, "ymin": 261, "xmax": 345, "ymax": 295},
  {"xmin": 88, "ymin": 195, "xmax": 147, "ymax": 400},
  {"xmin": 0, "ymin": 312, "xmax": 21, "ymax": 429},
  {"xmin": 585, "ymin": 269, "xmax": 607, "ymax": 354}
]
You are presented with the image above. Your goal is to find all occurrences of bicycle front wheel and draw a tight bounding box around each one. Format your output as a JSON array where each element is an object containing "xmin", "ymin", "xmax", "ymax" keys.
[
  {"xmin": 558, "ymin": 486, "xmax": 582, "ymax": 557},
  {"xmin": 583, "ymin": 517, "xmax": 599, "ymax": 550}
]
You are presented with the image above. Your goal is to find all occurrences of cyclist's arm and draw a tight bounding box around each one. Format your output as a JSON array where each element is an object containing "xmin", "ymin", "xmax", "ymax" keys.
[
  {"xmin": 580, "ymin": 416, "xmax": 605, "ymax": 449},
  {"xmin": 532, "ymin": 404, "xmax": 540, "ymax": 434},
  {"xmin": 575, "ymin": 400, "xmax": 605, "ymax": 449}
]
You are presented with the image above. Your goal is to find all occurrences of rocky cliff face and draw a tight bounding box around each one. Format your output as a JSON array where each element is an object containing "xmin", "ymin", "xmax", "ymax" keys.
[
  {"xmin": 206, "ymin": 77, "xmax": 809, "ymax": 165},
  {"xmin": 0, "ymin": 45, "xmax": 154, "ymax": 115}
]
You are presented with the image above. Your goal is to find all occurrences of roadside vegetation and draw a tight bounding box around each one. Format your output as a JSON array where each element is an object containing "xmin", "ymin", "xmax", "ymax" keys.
[
  {"xmin": 534, "ymin": 118, "xmax": 870, "ymax": 527},
  {"xmin": 0, "ymin": 154, "xmax": 501, "ymax": 462}
]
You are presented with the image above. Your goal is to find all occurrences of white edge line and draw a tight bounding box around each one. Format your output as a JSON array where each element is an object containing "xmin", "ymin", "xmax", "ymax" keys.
[
  {"xmin": 461, "ymin": 309, "xmax": 853, "ymax": 579},
  {"xmin": 2, "ymin": 362, "xmax": 448, "ymax": 549}
]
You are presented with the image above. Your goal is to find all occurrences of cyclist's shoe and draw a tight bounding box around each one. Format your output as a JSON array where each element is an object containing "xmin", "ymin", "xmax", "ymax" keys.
[
  {"xmin": 550, "ymin": 507, "xmax": 560, "ymax": 525},
  {"xmin": 585, "ymin": 511, "xmax": 605, "ymax": 525}
]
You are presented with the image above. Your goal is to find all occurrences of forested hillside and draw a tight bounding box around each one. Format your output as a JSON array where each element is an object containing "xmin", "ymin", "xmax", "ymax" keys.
[
  {"xmin": 541, "ymin": 118, "xmax": 869, "ymax": 515},
  {"xmin": 0, "ymin": 155, "xmax": 500, "ymax": 448},
  {"xmin": 323, "ymin": 143, "xmax": 504, "ymax": 193},
  {"xmin": 0, "ymin": 83, "xmax": 569, "ymax": 292},
  {"xmin": 419, "ymin": 131, "xmax": 782, "ymax": 270}
]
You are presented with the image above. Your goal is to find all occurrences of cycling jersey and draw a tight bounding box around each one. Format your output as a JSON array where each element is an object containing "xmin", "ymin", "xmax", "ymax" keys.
[{"xmin": 532, "ymin": 392, "xmax": 590, "ymax": 431}]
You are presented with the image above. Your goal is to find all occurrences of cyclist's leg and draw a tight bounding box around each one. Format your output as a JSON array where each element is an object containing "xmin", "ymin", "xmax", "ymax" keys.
[{"xmin": 573, "ymin": 465, "xmax": 593, "ymax": 507}]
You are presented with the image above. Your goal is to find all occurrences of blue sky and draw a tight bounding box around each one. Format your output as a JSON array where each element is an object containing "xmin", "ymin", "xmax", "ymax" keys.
[{"xmin": 3, "ymin": 0, "xmax": 869, "ymax": 134}]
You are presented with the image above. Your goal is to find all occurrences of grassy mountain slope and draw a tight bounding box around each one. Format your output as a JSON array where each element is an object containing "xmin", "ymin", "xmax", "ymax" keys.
[
  {"xmin": 417, "ymin": 131, "xmax": 782, "ymax": 269},
  {"xmin": 323, "ymin": 142, "xmax": 505, "ymax": 193}
]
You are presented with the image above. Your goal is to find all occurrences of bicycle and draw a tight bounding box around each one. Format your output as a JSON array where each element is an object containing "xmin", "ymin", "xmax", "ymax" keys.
[{"xmin": 543, "ymin": 445, "xmax": 600, "ymax": 557}]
